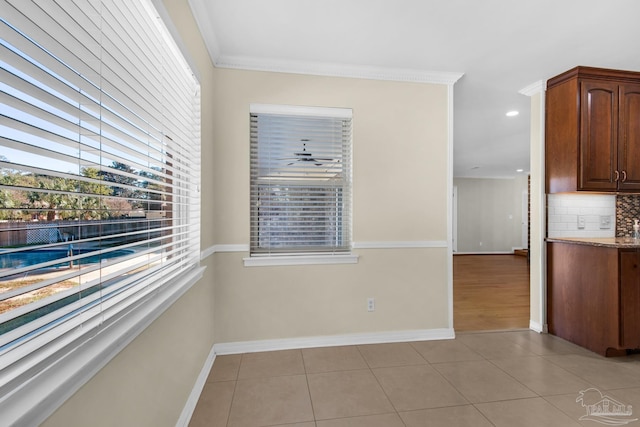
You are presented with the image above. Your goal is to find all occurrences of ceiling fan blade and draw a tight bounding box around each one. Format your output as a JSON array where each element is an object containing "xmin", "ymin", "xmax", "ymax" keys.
[{"xmin": 277, "ymin": 141, "xmax": 336, "ymax": 166}]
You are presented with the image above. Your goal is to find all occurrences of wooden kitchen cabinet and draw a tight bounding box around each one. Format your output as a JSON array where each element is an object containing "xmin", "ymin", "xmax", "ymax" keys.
[
  {"xmin": 618, "ymin": 83, "xmax": 640, "ymax": 191},
  {"xmin": 546, "ymin": 66, "xmax": 640, "ymax": 193},
  {"xmin": 620, "ymin": 250, "xmax": 640, "ymax": 348},
  {"xmin": 548, "ymin": 240, "xmax": 640, "ymax": 355}
]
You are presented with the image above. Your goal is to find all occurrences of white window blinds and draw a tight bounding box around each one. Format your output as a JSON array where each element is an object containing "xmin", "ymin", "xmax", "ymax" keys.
[
  {"xmin": 0, "ymin": 0, "xmax": 200, "ymax": 371},
  {"xmin": 250, "ymin": 105, "xmax": 352, "ymax": 255}
]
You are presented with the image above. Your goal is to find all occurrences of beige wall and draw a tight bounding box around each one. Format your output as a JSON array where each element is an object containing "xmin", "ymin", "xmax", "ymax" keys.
[
  {"xmin": 214, "ymin": 249, "xmax": 450, "ymax": 342},
  {"xmin": 43, "ymin": 0, "xmax": 454, "ymax": 424},
  {"xmin": 211, "ymin": 69, "xmax": 452, "ymax": 343},
  {"xmin": 212, "ymin": 69, "xmax": 449, "ymax": 244},
  {"xmin": 41, "ymin": 266, "xmax": 216, "ymax": 427},
  {"xmin": 42, "ymin": 0, "xmax": 217, "ymax": 425},
  {"xmin": 454, "ymin": 176, "xmax": 529, "ymax": 253}
]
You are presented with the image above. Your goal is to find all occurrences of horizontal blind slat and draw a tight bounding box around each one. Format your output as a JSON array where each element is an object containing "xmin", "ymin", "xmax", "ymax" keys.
[
  {"xmin": 0, "ymin": 0, "xmax": 200, "ymax": 361},
  {"xmin": 249, "ymin": 107, "xmax": 351, "ymax": 254}
]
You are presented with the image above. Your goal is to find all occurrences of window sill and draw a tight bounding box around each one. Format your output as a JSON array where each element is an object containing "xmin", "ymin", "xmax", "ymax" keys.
[{"xmin": 243, "ymin": 253, "xmax": 359, "ymax": 267}]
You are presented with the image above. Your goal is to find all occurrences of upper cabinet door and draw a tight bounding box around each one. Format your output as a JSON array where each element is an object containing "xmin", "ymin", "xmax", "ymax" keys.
[
  {"xmin": 618, "ymin": 83, "xmax": 640, "ymax": 191},
  {"xmin": 579, "ymin": 80, "xmax": 619, "ymax": 190},
  {"xmin": 546, "ymin": 67, "xmax": 640, "ymax": 193}
]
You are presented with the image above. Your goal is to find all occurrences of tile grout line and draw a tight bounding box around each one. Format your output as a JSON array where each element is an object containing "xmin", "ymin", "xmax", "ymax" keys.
[
  {"xmin": 202, "ymin": 332, "xmax": 640, "ymax": 426},
  {"xmin": 357, "ymin": 344, "xmax": 409, "ymax": 427},
  {"xmin": 421, "ymin": 338, "xmax": 484, "ymax": 407},
  {"xmin": 484, "ymin": 354, "xmax": 541, "ymax": 399},
  {"xmin": 424, "ymin": 336, "xmax": 525, "ymax": 426},
  {"xmin": 459, "ymin": 335, "xmax": 551, "ymax": 426},
  {"xmin": 223, "ymin": 353, "xmax": 242, "ymax": 427},
  {"xmin": 301, "ymin": 349, "xmax": 319, "ymax": 425},
  {"xmin": 466, "ymin": 333, "xmax": 606, "ymax": 426}
]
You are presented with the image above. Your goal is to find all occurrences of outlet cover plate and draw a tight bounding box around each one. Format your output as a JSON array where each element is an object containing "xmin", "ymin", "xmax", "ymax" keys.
[{"xmin": 578, "ymin": 215, "xmax": 586, "ymax": 229}]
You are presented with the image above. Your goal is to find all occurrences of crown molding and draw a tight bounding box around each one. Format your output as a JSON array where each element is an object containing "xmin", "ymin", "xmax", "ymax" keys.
[
  {"xmin": 187, "ymin": 0, "xmax": 463, "ymax": 85},
  {"xmin": 187, "ymin": 0, "xmax": 222, "ymax": 64},
  {"xmin": 519, "ymin": 80, "xmax": 546, "ymax": 96},
  {"xmin": 215, "ymin": 54, "xmax": 464, "ymax": 85}
]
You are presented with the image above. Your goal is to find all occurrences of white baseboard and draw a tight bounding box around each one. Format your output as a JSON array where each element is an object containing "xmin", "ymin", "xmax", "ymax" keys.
[
  {"xmin": 213, "ymin": 328, "xmax": 455, "ymax": 355},
  {"xmin": 175, "ymin": 344, "xmax": 217, "ymax": 427},
  {"xmin": 177, "ymin": 327, "xmax": 454, "ymax": 424},
  {"xmin": 529, "ymin": 320, "xmax": 548, "ymax": 333},
  {"xmin": 454, "ymin": 251, "xmax": 514, "ymax": 255}
]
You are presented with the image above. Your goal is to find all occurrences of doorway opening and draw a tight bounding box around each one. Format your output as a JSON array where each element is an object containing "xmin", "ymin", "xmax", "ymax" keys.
[{"xmin": 452, "ymin": 178, "xmax": 531, "ymax": 332}]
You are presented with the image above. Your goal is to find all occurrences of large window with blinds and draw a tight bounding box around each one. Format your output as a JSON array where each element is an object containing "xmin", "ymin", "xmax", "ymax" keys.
[
  {"xmin": 0, "ymin": 0, "xmax": 200, "ymax": 405},
  {"xmin": 250, "ymin": 105, "xmax": 352, "ymax": 256}
]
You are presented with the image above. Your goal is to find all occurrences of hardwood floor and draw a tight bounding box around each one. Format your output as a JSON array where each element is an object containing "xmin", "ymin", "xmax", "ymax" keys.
[{"xmin": 453, "ymin": 254, "xmax": 530, "ymax": 332}]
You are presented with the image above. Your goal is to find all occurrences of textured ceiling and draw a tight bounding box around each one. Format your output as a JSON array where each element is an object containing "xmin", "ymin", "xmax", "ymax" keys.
[{"xmin": 188, "ymin": 0, "xmax": 640, "ymax": 177}]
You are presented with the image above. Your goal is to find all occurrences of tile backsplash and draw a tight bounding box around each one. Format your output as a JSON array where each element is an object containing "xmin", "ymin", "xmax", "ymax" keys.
[
  {"xmin": 547, "ymin": 193, "xmax": 640, "ymax": 238},
  {"xmin": 547, "ymin": 194, "xmax": 616, "ymax": 238},
  {"xmin": 617, "ymin": 194, "xmax": 640, "ymax": 237}
]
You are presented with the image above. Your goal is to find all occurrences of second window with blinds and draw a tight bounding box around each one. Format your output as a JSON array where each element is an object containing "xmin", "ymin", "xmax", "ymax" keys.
[{"xmin": 248, "ymin": 104, "xmax": 354, "ymax": 265}]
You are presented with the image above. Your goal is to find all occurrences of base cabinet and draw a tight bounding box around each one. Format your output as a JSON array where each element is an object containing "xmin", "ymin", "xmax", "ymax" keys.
[
  {"xmin": 548, "ymin": 242, "xmax": 640, "ymax": 356},
  {"xmin": 620, "ymin": 250, "xmax": 640, "ymax": 348}
]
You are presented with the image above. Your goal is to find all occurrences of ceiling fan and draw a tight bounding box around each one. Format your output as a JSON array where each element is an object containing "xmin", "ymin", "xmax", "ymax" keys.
[{"xmin": 285, "ymin": 139, "xmax": 334, "ymax": 166}]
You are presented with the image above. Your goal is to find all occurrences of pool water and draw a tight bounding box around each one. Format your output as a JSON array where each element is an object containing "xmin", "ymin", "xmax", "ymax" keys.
[{"xmin": 0, "ymin": 248, "xmax": 134, "ymax": 269}]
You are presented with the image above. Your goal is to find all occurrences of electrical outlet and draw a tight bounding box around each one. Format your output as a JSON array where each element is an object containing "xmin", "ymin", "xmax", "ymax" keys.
[
  {"xmin": 367, "ymin": 297, "xmax": 375, "ymax": 312},
  {"xmin": 600, "ymin": 215, "xmax": 611, "ymax": 229},
  {"xmin": 577, "ymin": 215, "xmax": 586, "ymax": 229}
]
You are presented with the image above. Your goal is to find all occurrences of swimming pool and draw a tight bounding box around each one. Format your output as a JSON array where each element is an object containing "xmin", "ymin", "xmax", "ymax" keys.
[{"xmin": 0, "ymin": 248, "xmax": 134, "ymax": 269}]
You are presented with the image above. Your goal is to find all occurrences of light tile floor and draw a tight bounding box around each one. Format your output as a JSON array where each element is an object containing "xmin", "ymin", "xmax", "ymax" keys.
[{"xmin": 189, "ymin": 331, "xmax": 640, "ymax": 426}]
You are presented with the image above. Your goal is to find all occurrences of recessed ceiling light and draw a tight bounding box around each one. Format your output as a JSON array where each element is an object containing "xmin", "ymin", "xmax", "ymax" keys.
[
  {"xmin": 516, "ymin": 169, "xmax": 524, "ymax": 172},
  {"xmin": 470, "ymin": 166, "xmax": 480, "ymax": 170},
  {"xmin": 506, "ymin": 111, "xmax": 519, "ymax": 117}
]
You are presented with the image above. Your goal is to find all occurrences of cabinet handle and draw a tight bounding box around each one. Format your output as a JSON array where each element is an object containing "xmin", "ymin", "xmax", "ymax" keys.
[
  {"xmin": 622, "ymin": 170, "xmax": 627, "ymax": 182},
  {"xmin": 615, "ymin": 170, "xmax": 620, "ymax": 182}
]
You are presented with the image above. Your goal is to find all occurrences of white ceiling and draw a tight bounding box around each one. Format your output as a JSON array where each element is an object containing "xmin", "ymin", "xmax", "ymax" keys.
[{"xmin": 187, "ymin": 0, "xmax": 640, "ymax": 178}]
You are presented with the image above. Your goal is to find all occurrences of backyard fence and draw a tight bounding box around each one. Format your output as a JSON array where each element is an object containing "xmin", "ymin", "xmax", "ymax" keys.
[{"xmin": 0, "ymin": 218, "xmax": 168, "ymax": 247}]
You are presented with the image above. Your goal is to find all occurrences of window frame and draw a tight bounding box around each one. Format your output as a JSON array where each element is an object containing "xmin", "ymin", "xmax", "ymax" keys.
[
  {"xmin": 0, "ymin": 1, "xmax": 203, "ymax": 424},
  {"xmin": 246, "ymin": 104, "xmax": 356, "ymax": 266}
]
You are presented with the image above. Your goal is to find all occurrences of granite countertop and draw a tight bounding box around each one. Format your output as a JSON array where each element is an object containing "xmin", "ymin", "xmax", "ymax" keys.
[{"xmin": 546, "ymin": 236, "xmax": 640, "ymax": 248}]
